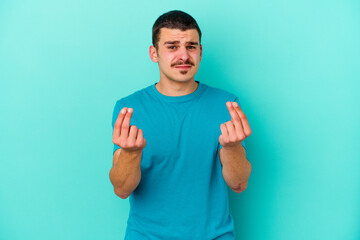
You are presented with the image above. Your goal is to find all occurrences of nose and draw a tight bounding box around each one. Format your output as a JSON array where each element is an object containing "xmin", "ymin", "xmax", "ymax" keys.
[{"xmin": 178, "ymin": 46, "xmax": 190, "ymax": 62}]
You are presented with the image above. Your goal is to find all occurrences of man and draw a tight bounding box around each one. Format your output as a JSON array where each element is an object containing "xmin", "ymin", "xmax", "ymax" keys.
[{"xmin": 110, "ymin": 10, "xmax": 252, "ymax": 240}]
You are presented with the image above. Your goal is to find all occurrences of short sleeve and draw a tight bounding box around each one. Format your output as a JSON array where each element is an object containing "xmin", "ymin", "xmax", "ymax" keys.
[{"xmin": 111, "ymin": 99, "xmax": 124, "ymax": 155}]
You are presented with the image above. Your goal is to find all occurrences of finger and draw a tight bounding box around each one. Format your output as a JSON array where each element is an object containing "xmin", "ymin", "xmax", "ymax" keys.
[
  {"xmin": 220, "ymin": 123, "xmax": 229, "ymax": 142},
  {"xmin": 113, "ymin": 107, "xmax": 127, "ymax": 139},
  {"xmin": 232, "ymin": 102, "xmax": 252, "ymax": 137},
  {"xmin": 226, "ymin": 102, "xmax": 243, "ymax": 135},
  {"xmin": 225, "ymin": 121, "xmax": 237, "ymax": 142},
  {"xmin": 120, "ymin": 108, "xmax": 133, "ymax": 138},
  {"xmin": 135, "ymin": 129, "xmax": 144, "ymax": 147},
  {"xmin": 128, "ymin": 125, "xmax": 138, "ymax": 145}
]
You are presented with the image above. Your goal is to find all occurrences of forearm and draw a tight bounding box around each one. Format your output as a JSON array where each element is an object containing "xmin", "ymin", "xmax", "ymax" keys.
[
  {"xmin": 220, "ymin": 145, "xmax": 252, "ymax": 193},
  {"xmin": 109, "ymin": 149, "xmax": 142, "ymax": 199}
]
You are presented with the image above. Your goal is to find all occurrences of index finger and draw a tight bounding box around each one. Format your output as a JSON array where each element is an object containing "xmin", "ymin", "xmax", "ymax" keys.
[
  {"xmin": 232, "ymin": 102, "xmax": 252, "ymax": 136},
  {"xmin": 226, "ymin": 101, "xmax": 244, "ymax": 134},
  {"xmin": 120, "ymin": 108, "xmax": 134, "ymax": 137},
  {"xmin": 226, "ymin": 102, "xmax": 241, "ymax": 122},
  {"xmin": 113, "ymin": 107, "xmax": 128, "ymax": 138}
]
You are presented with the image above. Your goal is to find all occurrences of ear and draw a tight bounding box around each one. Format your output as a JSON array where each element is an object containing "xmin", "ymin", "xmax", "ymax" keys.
[
  {"xmin": 149, "ymin": 45, "xmax": 158, "ymax": 63},
  {"xmin": 199, "ymin": 44, "xmax": 203, "ymax": 62}
]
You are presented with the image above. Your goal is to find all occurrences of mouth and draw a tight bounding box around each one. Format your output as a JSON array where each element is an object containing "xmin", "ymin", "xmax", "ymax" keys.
[{"xmin": 174, "ymin": 65, "xmax": 192, "ymax": 69}]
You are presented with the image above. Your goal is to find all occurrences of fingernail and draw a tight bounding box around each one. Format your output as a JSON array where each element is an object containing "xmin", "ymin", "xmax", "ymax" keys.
[
  {"xmin": 128, "ymin": 108, "xmax": 133, "ymax": 113},
  {"xmin": 121, "ymin": 109, "xmax": 126, "ymax": 114},
  {"xmin": 233, "ymin": 102, "xmax": 238, "ymax": 107}
]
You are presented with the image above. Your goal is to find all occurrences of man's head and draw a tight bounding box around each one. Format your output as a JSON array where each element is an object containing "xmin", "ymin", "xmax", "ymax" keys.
[
  {"xmin": 152, "ymin": 10, "xmax": 202, "ymax": 50},
  {"xmin": 149, "ymin": 10, "xmax": 203, "ymax": 84}
]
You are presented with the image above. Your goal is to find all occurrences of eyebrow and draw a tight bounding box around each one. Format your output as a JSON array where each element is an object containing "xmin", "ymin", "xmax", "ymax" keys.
[{"xmin": 164, "ymin": 41, "xmax": 199, "ymax": 45}]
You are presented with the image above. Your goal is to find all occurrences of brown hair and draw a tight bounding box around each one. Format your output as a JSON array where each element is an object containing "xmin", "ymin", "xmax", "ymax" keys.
[{"xmin": 152, "ymin": 10, "xmax": 202, "ymax": 49}]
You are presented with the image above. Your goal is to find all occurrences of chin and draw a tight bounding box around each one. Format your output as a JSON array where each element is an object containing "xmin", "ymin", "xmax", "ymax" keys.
[{"xmin": 170, "ymin": 78, "xmax": 193, "ymax": 83}]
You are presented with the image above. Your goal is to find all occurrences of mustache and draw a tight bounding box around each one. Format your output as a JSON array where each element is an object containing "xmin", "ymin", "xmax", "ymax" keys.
[{"xmin": 171, "ymin": 60, "xmax": 194, "ymax": 67}]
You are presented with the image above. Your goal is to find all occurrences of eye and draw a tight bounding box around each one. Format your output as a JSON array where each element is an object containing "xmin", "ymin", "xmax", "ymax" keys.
[{"xmin": 168, "ymin": 46, "xmax": 177, "ymax": 50}]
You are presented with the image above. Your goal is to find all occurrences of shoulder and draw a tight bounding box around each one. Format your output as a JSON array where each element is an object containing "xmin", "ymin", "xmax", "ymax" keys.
[
  {"xmin": 114, "ymin": 84, "xmax": 153, "ymax": 106},
  {"xmin": 201, "ymin": 82, "xmax": 238, "ymax": 101}
]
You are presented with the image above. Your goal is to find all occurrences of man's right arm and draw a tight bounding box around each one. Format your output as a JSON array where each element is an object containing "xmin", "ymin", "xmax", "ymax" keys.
[
  {"xmin": 109, "ymin": 148, "xmax": 142, "ymax": 199},
  {"xmin": 110, "ymin": 106, "xmax": 146, "ymax": 199}
]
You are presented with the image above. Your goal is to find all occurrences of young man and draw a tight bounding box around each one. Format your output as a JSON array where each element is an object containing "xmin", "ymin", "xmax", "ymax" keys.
[{"xmin": 110, "ymin": 10, "xmax": 252, "ymax": 240}]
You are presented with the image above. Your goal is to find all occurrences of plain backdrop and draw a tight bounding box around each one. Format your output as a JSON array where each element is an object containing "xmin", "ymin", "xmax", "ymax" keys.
[{"xmin": 0, "ymin": 0, "xmax": 359, "ymax": 239}]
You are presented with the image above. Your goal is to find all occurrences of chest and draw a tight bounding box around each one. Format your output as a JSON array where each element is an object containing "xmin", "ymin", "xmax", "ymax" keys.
[{"xmin": 132, "ymin": 102, "xmax": 226, "ymax": 161}]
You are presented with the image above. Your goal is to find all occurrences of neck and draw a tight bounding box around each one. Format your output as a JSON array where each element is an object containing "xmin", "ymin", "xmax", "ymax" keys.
[{"xmin": 155, "ymin": 79, "xmax": 199, "ymax": 96}]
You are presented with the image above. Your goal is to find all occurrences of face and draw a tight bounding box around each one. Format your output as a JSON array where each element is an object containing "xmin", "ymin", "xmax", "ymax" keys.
[{"xmin": 149, "ymin": 28, "xmax": 202, "ymax": 83}]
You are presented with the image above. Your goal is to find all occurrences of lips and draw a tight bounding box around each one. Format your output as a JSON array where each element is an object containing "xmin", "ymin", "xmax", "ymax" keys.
[{"xmin": 174, "ymin": 65, "xmax": 192, "ymax": 69}]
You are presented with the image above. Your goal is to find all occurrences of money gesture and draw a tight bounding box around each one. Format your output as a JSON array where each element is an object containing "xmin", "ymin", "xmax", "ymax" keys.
[
  {"xmin": 112, "ymin": 107, "xmax": 147, "ymax": 153},
  {"xmin": 219, "ymin": 101, "xmax": 252, "ymax": 149}
]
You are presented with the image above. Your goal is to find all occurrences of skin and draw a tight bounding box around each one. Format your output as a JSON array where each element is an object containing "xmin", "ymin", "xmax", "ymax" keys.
[
  {"xmin": 109, "ymin": 27, "xmax": 252, "ymax": 198},
  {"xmin": 219, "ymin": 101, "xmax": 252, "ymax": 193},
  {"xmin": 149, "ymin": 28, "xmax": 202, "ymax": 96},
  {"xmin": 110, "ymin": 107, "xmax": 145, "ymax": 199}
]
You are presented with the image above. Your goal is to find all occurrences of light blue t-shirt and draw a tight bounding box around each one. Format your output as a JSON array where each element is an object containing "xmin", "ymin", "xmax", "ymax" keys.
[{"xmin": 112, "ymin": 81, "xmax": 246, "ymax": 240}]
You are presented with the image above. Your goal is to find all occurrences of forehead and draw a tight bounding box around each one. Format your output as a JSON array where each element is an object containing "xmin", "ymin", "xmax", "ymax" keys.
[{"xmin": 158, "ymin": 28, "xmax": 200, "ymax": 43}]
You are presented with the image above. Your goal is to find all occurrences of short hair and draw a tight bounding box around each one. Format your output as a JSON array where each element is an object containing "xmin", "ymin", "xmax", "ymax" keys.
[{"xmin": 152, "ymin": 10, "xmax": 202, "ymax": 49}]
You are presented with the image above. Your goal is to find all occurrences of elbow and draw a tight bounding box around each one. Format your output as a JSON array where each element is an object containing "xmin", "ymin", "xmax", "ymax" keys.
[
  {"xmin": 114, "ymin": 187, "xmax": 130, "ymax": 199},
  {"xmin": 232, "ymin": 162, "xmax": 252, "ymax": 193},
  {"xmin": 232, "ymin": 187, "xmax": 246, "ymax": 193},
  {"xmin": 232, "ymin": 181, "xmax": 248, "ymax": 193},
  {"xmin": 109, "ymin": 171, "xmax": 130, "ymax": 199}
]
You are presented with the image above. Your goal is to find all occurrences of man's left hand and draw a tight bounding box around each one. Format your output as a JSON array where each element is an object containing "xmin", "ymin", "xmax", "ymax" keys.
[{"xmin": 219, "ymin": 101, "xmax": 252, "ymax": 149}]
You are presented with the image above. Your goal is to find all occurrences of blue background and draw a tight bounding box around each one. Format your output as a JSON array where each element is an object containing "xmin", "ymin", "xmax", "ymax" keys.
[{"xmin": 1, "ymin": 0, "xmax": 359, "ymax": 239}]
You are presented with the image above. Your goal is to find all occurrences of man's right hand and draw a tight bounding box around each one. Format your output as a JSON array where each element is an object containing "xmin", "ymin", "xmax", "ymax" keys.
[{"xmin": 112, "ymin": 107, "xmax": 147, "ymax": 153}]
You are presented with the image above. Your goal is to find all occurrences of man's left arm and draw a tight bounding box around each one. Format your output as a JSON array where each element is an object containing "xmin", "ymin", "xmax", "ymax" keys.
[
  {"xmin": 219, "ymin": 101, "xmax": 252, "ymax": 193},
  {"xmin": 220, "ymin": 144, "xmax": 251, "ymax": 193}
]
